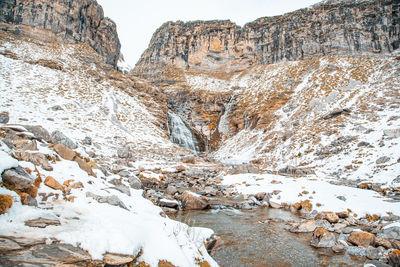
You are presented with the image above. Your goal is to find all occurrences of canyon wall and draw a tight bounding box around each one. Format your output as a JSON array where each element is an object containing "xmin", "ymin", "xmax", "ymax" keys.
[
  {"xmin": 0, "ymin": 0, "xmax": 120, "ymax": 66},
  {"xmin": 136, "ymin": 0, "xmax": 399, "ymax": 72}
]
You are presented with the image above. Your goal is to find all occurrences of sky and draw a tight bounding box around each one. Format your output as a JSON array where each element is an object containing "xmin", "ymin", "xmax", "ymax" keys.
[{"xmin": 97, "ymin": 0, "xmax": 322, "ymax": 67}]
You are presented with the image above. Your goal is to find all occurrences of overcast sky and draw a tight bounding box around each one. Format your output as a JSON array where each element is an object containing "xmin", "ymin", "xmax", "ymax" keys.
[{"xmin": 97, "ymin": 0, "xmax": 322, "ymax": 66}]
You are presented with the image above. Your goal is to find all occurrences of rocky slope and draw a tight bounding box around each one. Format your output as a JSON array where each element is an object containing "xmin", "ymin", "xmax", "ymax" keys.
[
  {"xmin": 136, "ymin": 0, "xmax": 399, "ymax": 73},
  {"xmin": 0, "ymin": 0, "xmax": 120, "ymax": 66}
]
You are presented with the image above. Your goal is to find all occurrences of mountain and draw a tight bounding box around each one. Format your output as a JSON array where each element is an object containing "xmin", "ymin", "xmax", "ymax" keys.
[{"xmin": 0, "ymin": 0, "xmax": 121, "ymax": 66}]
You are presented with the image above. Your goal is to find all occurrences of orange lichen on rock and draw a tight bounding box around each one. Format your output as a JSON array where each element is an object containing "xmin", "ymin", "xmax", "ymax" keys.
[{"xmin": 0, "ymin": 194, "xmax": 13, "ymax": 214}]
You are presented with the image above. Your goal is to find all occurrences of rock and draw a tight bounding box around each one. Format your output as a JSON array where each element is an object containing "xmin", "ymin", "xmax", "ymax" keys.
[
  {"xmin": 300, "ymin": 199, "xmax": 313, "ymax": 211},
  {"xmin": 336, "ymin": 210, "xmax": 349, "ymax": 218},
  {"xmin": 333, "ymin": 222, "xmax": 347, "ymax": 233},
  {"xmin": 0, "ymin": 0, "xmax": 120, "ymax": 66},
  {"xmin": 205, "ymin": 234, "xmax": 224, "ymax": 256},
  {"xmin": 69, "ymin": 182, "xmax": 84, "ymax": 189},
  {"xmin": 0, "ymin": 195, "xmax": 13, "ymax": 214},
  {"xmin": 203, "ymin": 186, "xmax": 217, "ymax": 196},
  {"xmin": 269, "ymin": 201, "xmax": 282, "ymax": 209},
  {"xmin": 366, "ymin": 246, "xmax": 386, "ymax": 260},
  {"xmin": 165, "ymin": 186, "xmax": 178, "ymax": 196},
  {"xmin": 376, "ymin": 156, "xmax": 391, "ymax": 164},
  {"xmin": 365, "ymin": 260, "xmax": 391, "ymax": 267},
  {"xmin": 323, "ymin": 108, "xmax": 350, "ymax": 120},
  {"xmin": 377, "ymin": 224, "xmax": 400, "ymax": 239},
  {"xmin": 311, "ymin": 228, "xmax": 336, "ymax": 248},
  {"xmin": 374, "ymin": 237, "xmax": 393, "ymax": 249},
  {"xmin": 388, "ymin": 249, "xmax": 400, "ymax": 267},
  {"xmin": 51, "ymin": 144, "xmax": 76, "ymax": 160},
  {"xmin": 73, "ymin": 156, "xmax": 96, "ymax": 177},
  {"xmin": 13, "ymin": 139, "xmax": 38, "ymax": 150},
  {"xmin": 278, "ymin": 165, "xmax": 315, "ymax": 176},
  {"xmin": 384, "ymin": 129, "xmax": 400, "ymax": 139},
  {"xmin": 44, "ymin": 176, "xmax": 64, "ymax": 192},
  {"xmin": 346, "ymin": 246, "xmax": 367, "ymax": 257},
  {"xmin": 181, "ymin": 191, "xmax": 209, "ymax": 210},
  {"xmin": 128, "ymin": 176, "xmax": 143, "ymax": 190},
  {"xmin": 108, "ymin": 179, "xmax": 131, "ymax": 196},
  {"xmin": 20, "ymin": 192, "xmax": 38, "ymax": 206},
  {"xmin": 0, "ymin": 112, "xmax": 9, "ymax": 123},
  {"xmin": 0, "ymin": 237, "xmax": 22, "ymax": 251},
  {"xmin": 332, "ymin": 243, "xmax": 346, "ymax": 254},
  {"xmin": 381, "ymin": 214, "xmax": 400, "ymax": 222},
  {"xmin": 254, "ymin": 192, "xmax": 267, "ymax": 201},
  {"xmin": 357, "ymin": 141, "xmax": 370, "ymax": 147},
  {"xmin": 118, "ymin": 170, "xmax": 130, "ymax": 177},
  {"xmin": 83, "ymin": 137, "xmax": 92, "ymax": 145},
  {"xmin": 25, "ymin": 217, "xmax": 61, "ymax": 228},
  {"xmin": 236, "ymin": 201, "xmax": 253, "ymax": 210},
  {"xmin": 348, "ymin": 231, "xmax": 375, "ymax": 247},
  {"xmin": 158, "ymin": 198, "xmax": 179, "ymax": 209},
  {"xmin": 117, "ymin": 147, "xmax": 131, "ymax": 158},
  {"xmin": 2, "ymin": 166, "xmax": 34, "ymax": 190},
  {"xmin": 14, "ymin": 151, "xmax": 53, "ymax": 171},
  {"xmin": 86, "ymin": 192, "xmax": 127, "ymax": 210},
  {"xmin": 290, "ymin": 219, "xmax": 317, "ymax": 233},
  {"xmin": 103, "ymin": 253, "xmax": 134, "ymax": 265},
  {"xmin": 336, "ymin": 196, "xmax": 347, "ymax": 202},
  {"xmin": 316, "ymin": 211, "xmax": 340, "ymax": 223},
  {"xmin": 50, "ymin": 130, "xmax": 77, "ymax": 149},
  {"xmin": 23, "ymin": 125, "xmax": 51, "ymax": 142}
]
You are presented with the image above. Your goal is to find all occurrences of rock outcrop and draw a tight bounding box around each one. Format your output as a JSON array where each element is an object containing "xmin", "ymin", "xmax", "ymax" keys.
[
  {"xmin": 0, "ymin": 0, "xmax": 120, "ymax": 66},
  {"xmin": 135, "ymin": 0, "xmax": 399, "ymax": 73}
]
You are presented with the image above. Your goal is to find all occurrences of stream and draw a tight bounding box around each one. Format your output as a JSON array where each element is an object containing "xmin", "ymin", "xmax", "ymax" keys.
[{"xmin": 171, "ymin": 207, "xmax": 365, "ymax": 267}]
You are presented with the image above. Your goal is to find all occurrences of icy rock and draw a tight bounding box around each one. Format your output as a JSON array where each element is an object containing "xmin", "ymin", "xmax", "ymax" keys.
[
  {"xmin": 2, "ymin": 166, "xmax": 34, "ymax": 190},
  {"xmin": 86, "ymin": 192, "xmax": 128, "ymax": 210},
  {"xmin": 50, "ymin": 130, "xmax": 77, "ymax": 149},
  {"xmin": 0, "ymin": 112, "xmax": 9, "ymax": 124},
  {"xmin": 24, "ymin": 125, "xmax": 51, "ymax": 142},
  {"xmin": 311, "ymin": 228, "xmax": 336, "ymax": 248}
]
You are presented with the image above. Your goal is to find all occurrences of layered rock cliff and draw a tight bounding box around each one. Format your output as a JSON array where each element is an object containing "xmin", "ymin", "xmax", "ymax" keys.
[
  {"xmin": 136, "ymin": 0, "xmax": 399, "ymax": 72},
  {"xmin": 0, "ymin": 0, "xmax": 120, "ymax": 66}
]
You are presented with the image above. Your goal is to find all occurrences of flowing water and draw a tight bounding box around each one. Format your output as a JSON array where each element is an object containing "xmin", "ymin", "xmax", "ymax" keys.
[
  {"xmin": 167, "ymin": 112, "xmax": 200, "ymax": 153},
  {"xmin": 171, "ymin": 207, "xmax": 365, "ymax": 267}
]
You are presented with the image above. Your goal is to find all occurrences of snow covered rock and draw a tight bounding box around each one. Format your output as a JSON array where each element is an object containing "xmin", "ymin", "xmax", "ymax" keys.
[{"xmin": 86, "ymin": 192, "xmax": 128, "ymax": 210}]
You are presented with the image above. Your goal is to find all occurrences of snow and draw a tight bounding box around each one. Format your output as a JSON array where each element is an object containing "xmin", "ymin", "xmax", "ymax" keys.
[
  {"xmin": 222, "ymin": 173, "xmax": 400, "ymax": 217},
  {"xmin": 0, "ymin": 150, "xmax": 18, "ymax": 174}
]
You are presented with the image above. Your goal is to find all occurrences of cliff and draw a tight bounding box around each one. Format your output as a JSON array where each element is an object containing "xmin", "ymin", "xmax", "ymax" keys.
[
  {"xmin": 0, "ymin": 0, "xmax": 120, "ymax": 66},
  {"xmin": 135, "ymin": 0, "xmax": 399, "ymax": 72}
]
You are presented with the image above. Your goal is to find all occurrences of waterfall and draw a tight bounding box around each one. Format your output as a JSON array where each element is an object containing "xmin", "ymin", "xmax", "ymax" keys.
[{"xmin": 167, "ymin": 112, "xmax": 200, "ymax": 154}]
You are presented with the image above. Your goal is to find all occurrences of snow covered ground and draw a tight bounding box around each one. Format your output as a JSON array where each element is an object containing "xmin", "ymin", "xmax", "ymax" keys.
[{"xmin": 0, "ymin": 33, "xmax": 217, "ymax": 266}]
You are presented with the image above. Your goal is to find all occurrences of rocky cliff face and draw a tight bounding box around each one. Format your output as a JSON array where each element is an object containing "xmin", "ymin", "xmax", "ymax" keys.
[
  {"xmin": 0, "ymin": 0, "xmax": 120, "ymax": 66},
  {"xmin": 136, "ymin": 0, "xmax": 399, "ymax": 72}
]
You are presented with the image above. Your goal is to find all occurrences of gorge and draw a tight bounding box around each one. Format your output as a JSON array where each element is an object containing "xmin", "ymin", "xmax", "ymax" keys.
[{"xmin": 0, "ymin": 0, "xmax": 400, "ymax": 266}]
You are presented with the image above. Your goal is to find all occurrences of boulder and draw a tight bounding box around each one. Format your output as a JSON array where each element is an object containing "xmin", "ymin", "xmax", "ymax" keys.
[
  {"xmin": 128, "ymin": 176, "xmax": 143, "ymax": 190},
  {"xmin": 374, "ymin": 237, "xmax": 393, "ymax": 249},
  {"xmin": 82, "ymin": 136, "xmax": 92, "ymax": 145},
  {"xmin": 0, "ymin": 112, "xmax": 9, "ymax": 123},
  {"xmin": 20, "ymin": 192, "xmax": 38, "ymax": 206},
  {"xmin": 50, "ymin": 130, "xmax": 77, "ymax": 149},
  {"xmin": 348, "ymin": 231, "xmax": 375, "ymax": 247},
  {"xmin": 254, "ymin": 192, "xmax": 267, "ymax": 201},
  {"xmin": 51, "ymin": 144, "xmax": 76, "ymax": 160},
  {"xmin": 24, "ymin": 125, "xmax": 51, "ymax": 142},
  {"xmin": 290, "ymin": 219, "xmax": 317, "ymax": 233},
  {"xmin": 165, "ymin": 186, "xmax": 178, "ymax": 196},
  {"xmin": 108, "ymin": 179, "xmax": 131, "ymax": 196},
  {"xmin": 73, "ymin": 156, "xmax": 96, "ymax": 177},
  {"xmin": 269, "ymin": 201, "xmax": 282, "ymax": 209},
  {"xmin": 377, "ymin": 224, "xmax": 400, "ymax": 239},
  {"xmin": 388, "ymin": 249, "xmax": 400, "ymax": 267},
  {"xmin": 205, "ymin": 234, "xmax": 224, "ymax": 256},
  {"xmin": 376, "ymin": 156, "xmax": 391, "ymax": 164},
  {"xmin": 366, "ymin": 246, "xmax": 386, "ymax": 260},
  {"xmin": 2, "ymin": 166, "xmax": 34, "ymax": 190},
  {"xmin": 316, "ymin": 211, "xmax": 339, "ymax": 223},
  {"xmin": 181, "ymin": 191, "xmax": 209, "ymax": 210},
  {"xmin": 346, "ymin": 246, "xmax": 367, "ymax": 257},
  {"xmin": 278, "ymin": 165, "xmax": 315, "ymax": 176},
  {"xmin": 336, "ymin": 210, "xmax": 349, "ymax": 218},
  {"xmin": 332, "ymin": 243, "xmax": 346, "ymax": 254},
  {"xmin": 310, "ymin": 228, "xmax": 336, "ymax": 248},
  {"xmin": 44, "ymin": 176, "xmax": 64, "ymax": 192},
  {"xmin": 13, "ymin": 139, "xmax": 38, "ymax": 151},
  {"xmin": 117, "ymin": 147, "xmax": 131, "ymax": 158},
  {"xmin": 0, "ymin": 195, "xmax": 13, "ymax": 214},
  {"xmin": 14, "ymin": 151, "xmax": 53, "ymax": 171},
  {"xmin": 158, "ymin": 198, "xmax": 179, "ymax": 209}
]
